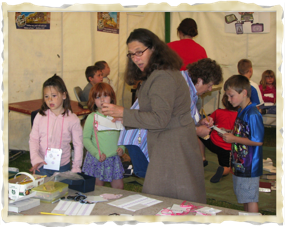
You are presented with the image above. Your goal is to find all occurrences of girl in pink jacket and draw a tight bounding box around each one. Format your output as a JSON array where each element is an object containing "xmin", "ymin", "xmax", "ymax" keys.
[{"xmin": 29, "ymin": 74, "xmax": 83, "ymax": 177}]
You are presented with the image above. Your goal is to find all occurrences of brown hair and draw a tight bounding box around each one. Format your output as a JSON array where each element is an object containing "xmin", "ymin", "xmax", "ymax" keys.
[
  {"xmin": 222, "ymin": 93, "xmax": 238, "ymax": 111},
  {"xmin": 177, "ymin": 18, "xmax": 198, "ymax": 37},
  {"xmin": 186, "ymin": 58, "xmax": 223, "ymax": 85},
  {"xmin": 85, "ymin": 65, "xmax": 101, "ymax": 82},
  {"xmin": 237, "ymin": 59, "xmax": 252, "ymax": 75},
  {"xmin": 259, "ymin": 70, "xmax": 276, "ymax": 91},
  {"xmin": 87, "ymin": 82, "xmax": 116, "ymax": 112},
  {"xmin": 39, "ymin": 74, "xmax": 72, "ymax": 116},
  {"xmin": 125, "ymin": 28, "xmax": 183, "ymax": 85},
  {"xmin": 224, "ymin": 74, "xmax": 251, "ymax": 98}
]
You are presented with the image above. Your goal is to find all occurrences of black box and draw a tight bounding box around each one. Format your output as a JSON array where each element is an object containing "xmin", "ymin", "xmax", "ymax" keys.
[{"xmin": 61, "ymin": 173, "xmax": 96, "ymax": 193}]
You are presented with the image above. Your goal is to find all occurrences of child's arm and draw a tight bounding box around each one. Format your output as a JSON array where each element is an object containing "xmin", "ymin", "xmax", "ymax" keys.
[
  {"xmin": 83, "ymin": 113, "xmax": 101, "ymax": 160},
  {"xmin": 70, "ymin": 117, "xmax": 84, "ymax": 173},
  {"xmin": 222, "ymin": 133, "xmax": 263, "ymax": 146},
  {"xmin": 29, "ymin": 113, "xmax": 46, "ymax": 172}
]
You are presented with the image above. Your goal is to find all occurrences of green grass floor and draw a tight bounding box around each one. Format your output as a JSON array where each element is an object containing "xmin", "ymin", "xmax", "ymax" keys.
[{"xmin": 8, "ymin": 126, "xmax": 277, "ymax": 215}]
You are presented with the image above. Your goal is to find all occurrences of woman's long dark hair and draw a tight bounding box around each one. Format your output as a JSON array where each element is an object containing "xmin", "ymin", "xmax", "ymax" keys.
[
  {"xmin": 39, "ymin": 74, "xmax": 72, "ymax": 116},
  {"xmin": 125, "ymin": 28, "xmax": 183, "ymax": 85}
]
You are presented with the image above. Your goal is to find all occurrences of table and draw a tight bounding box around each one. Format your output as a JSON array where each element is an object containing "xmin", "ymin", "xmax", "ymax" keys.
[
  {"xmin": 8, "ymin": 186, "xmax": 247, "ymax": 217},
  {"xmin": 9, "ymin": 99, "xmax": 91, "ymax": 117}
]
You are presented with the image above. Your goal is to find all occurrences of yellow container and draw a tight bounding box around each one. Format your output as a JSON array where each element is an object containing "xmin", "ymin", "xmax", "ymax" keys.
[{"xmin": 32, "ymin": 181, "xmax": 68, "ymax": 203}]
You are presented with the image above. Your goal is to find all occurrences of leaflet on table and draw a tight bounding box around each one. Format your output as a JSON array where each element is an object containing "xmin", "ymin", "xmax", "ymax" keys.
[
  {"xmin": 108, "ymin": 194, "xmax": 162, "ymax": 212},
  {"xmin": 52, "ymin": 200, "xmax": 95, "ymax": 216},
  {"xmin": 95, "ymin": 114, "xmax": 124, "ymax": 131}
]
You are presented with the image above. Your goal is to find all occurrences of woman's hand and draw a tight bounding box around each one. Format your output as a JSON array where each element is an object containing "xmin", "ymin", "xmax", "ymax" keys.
[
  {"xmin": 199, "ymin": 117, "xmax": 214, "ymax": 127},
  {"xmin": 116, "ymin": 148, "xmax": 124, "ymax": 157},
  {"xmin": 99, "ymin": 153, "xmax": 107, "ymax": 162},
  {"xmin": 111, "ymin": 117, "xmax": 123, "ymax": 124},
  {"xmin": 29, "ymin": 161, "xmax": 47, "ymax": 174},
  {"xmin": 102, "ymin": 103, "xmax": 124, "ymax": 118},
  {"xmin": 196, "ymin": 125, "xmax": 211, "ymax": 138}
]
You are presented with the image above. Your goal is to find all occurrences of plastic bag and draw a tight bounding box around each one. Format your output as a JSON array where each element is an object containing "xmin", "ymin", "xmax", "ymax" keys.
[{"xmin": 44, "ymin": 171, "xmax": 84, "ymax": 183}]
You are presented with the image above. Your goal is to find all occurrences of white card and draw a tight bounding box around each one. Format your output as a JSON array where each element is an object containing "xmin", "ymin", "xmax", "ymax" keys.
[
  {"xmin": 95, "ymin": 114, "xmax": 124, "ymax": 131},
  {"xmin": 212, "ymin": 126, "xmax": 227, "ymax": 134},
  {"xmin": 44, "ymin": 148, "xmax": 62, "ymax": 170}
]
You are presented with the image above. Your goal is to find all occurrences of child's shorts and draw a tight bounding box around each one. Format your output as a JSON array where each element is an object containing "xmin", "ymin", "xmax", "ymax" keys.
[
  {"xmin": 199, "ymin": 137, "xmax": 231, "ymax": 167},
  {"xmin": 232, "ymin": 175, "xmax": 260, "ymax": 204}
]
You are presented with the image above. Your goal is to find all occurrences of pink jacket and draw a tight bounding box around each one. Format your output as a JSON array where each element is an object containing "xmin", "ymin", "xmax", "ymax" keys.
[{"xmin": 29, "ymin": 109, "xmax": 83, "ymax": 173}]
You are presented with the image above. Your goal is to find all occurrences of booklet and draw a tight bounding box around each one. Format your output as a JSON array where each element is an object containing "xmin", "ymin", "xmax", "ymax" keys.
[{"xmin": 95, "ymin": 114, "xmax": 124, "ymax": 131}]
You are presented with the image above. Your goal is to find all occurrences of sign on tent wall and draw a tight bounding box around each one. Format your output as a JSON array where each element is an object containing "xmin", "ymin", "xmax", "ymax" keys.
[
  {"xmin": 224, "ymin": 12, "xmax": 270, "ymax": 34},
  {"xmin": 97, "ymin": 12, "xmax": 120, "ymax": 34},
  {"xmin": 15, "ymin": 12, "xmax": 51, "ymax": 29}
]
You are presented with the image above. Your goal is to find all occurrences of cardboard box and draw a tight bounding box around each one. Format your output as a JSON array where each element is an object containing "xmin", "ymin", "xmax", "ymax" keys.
[
  {"xmin": 9, "ymin": 172, "xmax": 45, "ymax": 201},
  {"xmin": 61, "ymin": 173, "xmax": 95, "ymax": 193}
]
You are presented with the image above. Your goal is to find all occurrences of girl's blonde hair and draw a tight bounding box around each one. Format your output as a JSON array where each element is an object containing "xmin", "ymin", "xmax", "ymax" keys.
[
  {"xmin": 259, "ymin": 70, "xmax": 276, "ymax": 91},
  {"xmin": 87, "ymin": 82, "xmax": 116, "ymax": 112}
]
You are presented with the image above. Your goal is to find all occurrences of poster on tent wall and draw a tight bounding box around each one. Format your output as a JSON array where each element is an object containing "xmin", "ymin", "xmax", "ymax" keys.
[
  {"xmin": 97, "ymin": 12, "xmax": 120, "ymax": 34},
  {"xmin": 15, "ymin": 12, "xmax": 51, "ymax": 29},
  {"xmin": 224, "ymin": 12, "xmax": 270, "ymax": 34}
]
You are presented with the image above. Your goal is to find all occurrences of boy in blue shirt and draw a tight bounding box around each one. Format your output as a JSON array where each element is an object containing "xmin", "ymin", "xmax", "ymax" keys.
[{"xmin": 223, "ymin": 75, "xmax": 264, "ymax": 213}]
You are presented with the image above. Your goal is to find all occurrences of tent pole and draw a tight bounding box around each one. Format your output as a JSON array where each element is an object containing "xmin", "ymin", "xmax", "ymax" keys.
[{"xmin": 165, "ymin": 12, "xmax": 170, "ymax": 43}]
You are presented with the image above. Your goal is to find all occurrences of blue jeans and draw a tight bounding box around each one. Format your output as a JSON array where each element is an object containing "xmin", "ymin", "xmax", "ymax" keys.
[
  {"xmin": 259, "ymin": 104, "xmax": 276, "ymax": 114},
  {"xmin": 125, "ymin": 145, "xmax": 149, "ymax": 178},
  {"xmin": 35, "ymin": 162, "xmax": 71, "ymax": 177}
]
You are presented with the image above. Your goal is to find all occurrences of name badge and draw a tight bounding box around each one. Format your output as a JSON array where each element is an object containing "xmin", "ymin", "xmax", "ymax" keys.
[{"xmin": 44, "ymin": 148, "xmax": 62, "ymax": 171}]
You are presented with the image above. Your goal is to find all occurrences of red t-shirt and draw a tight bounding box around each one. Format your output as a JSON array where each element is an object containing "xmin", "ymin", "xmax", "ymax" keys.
[
  {"xmin": 167, "ymin": 39, "xmax": 207, "ymax": 70},
  {"xmin": 259, "ymin": 85, "xmax": 276, "ymax": 103},
  {"xmin": 210, "ymin": 109, "xmax": 238, "ymax": 150}
]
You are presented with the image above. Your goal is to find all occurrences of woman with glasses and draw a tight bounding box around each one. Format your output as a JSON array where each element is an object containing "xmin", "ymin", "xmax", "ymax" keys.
[{"xmin": 102, "ymin": 28, "xmax": 206, "ymax": 203}]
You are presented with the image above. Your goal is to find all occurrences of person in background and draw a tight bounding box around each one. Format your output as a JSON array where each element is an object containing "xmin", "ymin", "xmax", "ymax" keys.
[
  {"xmin": 223, "ymin": 75, "xmax": 264, "ymax": 213},
  {"xmin": 258, "ymin": 70, "xmax": 276, "ymax": 114},
  {"xmin": 80, "ymin": 65, "xmax": 103, "ymax": 102},
  {"xmin": 102, "ymin": 28, "xmax": 206, "ymax": 203},
  {"xmin": 237, "ymin": 59, "xmax": 264, "ymax": 108},
  {"xmin": 29, "ymin": 74, "xmax": 83, "ymax": 177},
  {"xmin": 182, "ymin": 58, "xmax": 223, "ymax": 167},
  {"xmin": 95, "ymin": 60, "xmax": 116, "ymax": 92},
  {"xmin": 82, "ymin": 82, "xmax": 125, "ymax": 189},
  {"xmin": 199, "ymin": 94, "xmax": 238, "ymax": 183},
  {"xmin": 167, "ymin": 18, "xmax": 207, "ymax": 70},
  {"xmin": 168, "ymin": 18, "xmax": 208, "ymax": 111}
]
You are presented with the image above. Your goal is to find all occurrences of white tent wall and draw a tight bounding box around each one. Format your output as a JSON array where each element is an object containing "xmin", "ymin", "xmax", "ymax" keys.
[
  {"xmin": 8, "ymin": 12, "xmax": 165, "ymax": 151},
  {"xmin": 170, "ymin": 12, "xmax": 276, "ymax": 114}
]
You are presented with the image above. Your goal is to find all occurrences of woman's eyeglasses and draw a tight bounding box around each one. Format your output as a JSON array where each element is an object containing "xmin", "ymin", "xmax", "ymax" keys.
[{"xmin": 127, "ymin": 47, "xmax": 149, "ymax": 59}]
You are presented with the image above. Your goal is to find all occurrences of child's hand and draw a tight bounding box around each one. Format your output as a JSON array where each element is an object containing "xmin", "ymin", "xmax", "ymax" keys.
[
  {"xmin": 99, "ymin": 153, "xmax": 106, "ymax": 162},
  {"xmin": 29, "ymin": 161, "xmax": 47, "ymax": 174},
  {"xmin": 217, "ymin": 128, "xmax": 229, "ymax": 137},
  {"xmin": 116, "ymin": 148, "xmax": 124, "ymax": 157},
  {"xmin": 222, "ymin": 133, "xmax": 235, "ymax": 143}
]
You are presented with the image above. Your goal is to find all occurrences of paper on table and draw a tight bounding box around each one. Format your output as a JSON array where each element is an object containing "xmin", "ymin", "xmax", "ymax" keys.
[
  {"xmin": 86, "ymin": 196, "xmax": 108, "ymax": 203},
  {"xmin": 52, "ymin": 200, "xmax": 95, "ymax": 216},
  {"xmin": 108, "ymin": 194, "xmax": 162, "ymax": 212},
  {"xmin": 195, "ymin": 207, "xmax": 222, "ymax": 215},
  {"xmin": 95, "ymin": 114, "xmax": 124, "ymax": 131}
]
